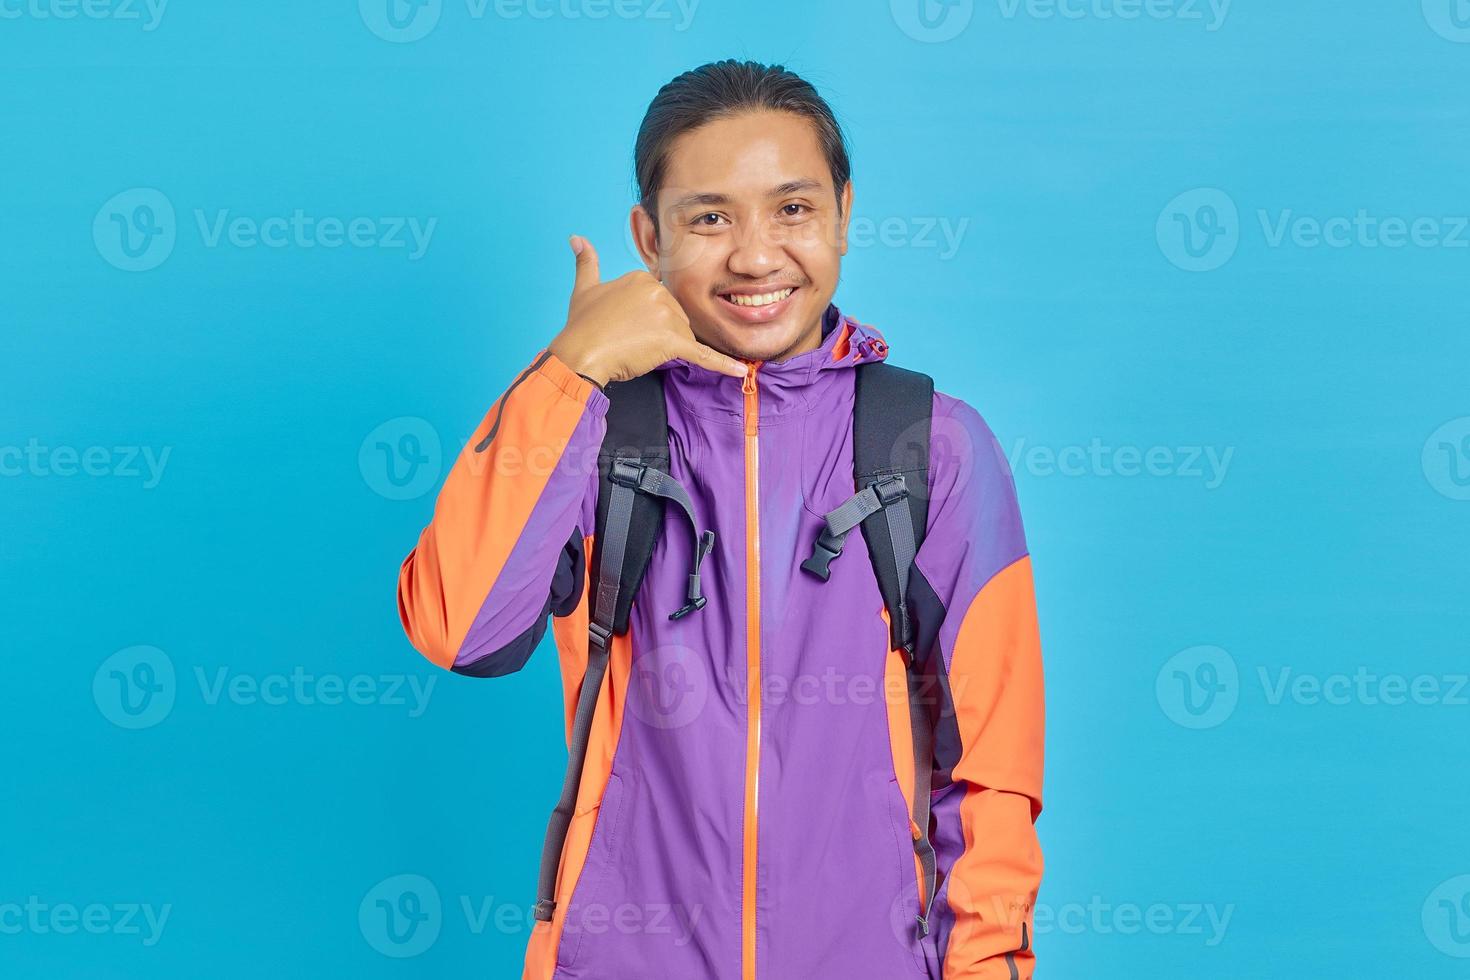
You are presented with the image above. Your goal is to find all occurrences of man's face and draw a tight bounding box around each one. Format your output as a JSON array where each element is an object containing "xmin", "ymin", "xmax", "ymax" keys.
[{"xmin": 631, "ymin": 110, "xmax": 853, "ymax": 364}]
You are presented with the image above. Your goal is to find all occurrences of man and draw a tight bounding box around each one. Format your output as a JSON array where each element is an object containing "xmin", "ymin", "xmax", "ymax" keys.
[{"xmin": 397, "ymin": 59, "xmax": 1043, "ymax": 979}]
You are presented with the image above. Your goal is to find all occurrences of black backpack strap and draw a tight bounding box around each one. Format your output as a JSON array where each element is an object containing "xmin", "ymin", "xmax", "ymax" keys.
[
  {"xmin": 532, "ymin": 371, "xmax": 714, "ymax": 923},
  {"xmin": 799, "ymin": 360, "xmax": 936, "ymax": 939},
  {"xmin": 852, "ymin": 362, "xmax": 932, "ymax": 649},
  {"xmin": 592, "ymin": 371, "xmax": 673, "ymax": 635}
]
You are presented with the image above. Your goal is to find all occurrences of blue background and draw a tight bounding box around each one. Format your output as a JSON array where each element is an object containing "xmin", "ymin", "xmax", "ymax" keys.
[{"xmin": 4, "ymin": 1, "xmax": 1469, "ymax": 976}]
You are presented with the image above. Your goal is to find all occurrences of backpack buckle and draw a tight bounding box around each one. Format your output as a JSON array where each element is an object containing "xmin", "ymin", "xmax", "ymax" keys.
[
  {"xmin": 669, "ymin": 594, "xmax": 707, "ymax": 620},
  {"xmin": 871, "ymin": 474, "xmax": 908, "ymax": 506},
  {"xmin": 609, "ymin": 458, "xmax": 646, "ymax": 489},
  {"xmin": 588, "ymin": 622, "xmax": 612, "ymax": 650},
  {"xmin": 800, "ymin": 527, "xmax": 846, "ymax": 582}
]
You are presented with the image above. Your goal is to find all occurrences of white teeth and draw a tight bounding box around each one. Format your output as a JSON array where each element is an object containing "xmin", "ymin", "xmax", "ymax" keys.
[{"xmin": 727, "ymin": 287, "xmax": 794, "ymax": 308}]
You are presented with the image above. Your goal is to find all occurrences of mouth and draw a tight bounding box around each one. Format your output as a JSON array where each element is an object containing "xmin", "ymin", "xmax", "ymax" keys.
[{"xmin": 716, "ymin": 285, "xmax": 800, "ymax": 323}]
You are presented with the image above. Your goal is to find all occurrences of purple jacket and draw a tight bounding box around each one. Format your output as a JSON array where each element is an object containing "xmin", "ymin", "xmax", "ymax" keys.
[{"xmin": 398, "ymin": 305, "xmax": 1044, "ymax": 979}]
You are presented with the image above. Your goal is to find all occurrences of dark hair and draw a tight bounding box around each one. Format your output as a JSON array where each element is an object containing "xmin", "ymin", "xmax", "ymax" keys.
[{"xmin": 633, "ymin": 59, "xmax": 851, "ymax": 232}]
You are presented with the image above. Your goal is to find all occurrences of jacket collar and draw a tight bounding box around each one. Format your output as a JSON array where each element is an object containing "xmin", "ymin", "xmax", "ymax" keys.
[{"xmin": 658, "ymin": 303, "xmax": 890, "ymax": 424}]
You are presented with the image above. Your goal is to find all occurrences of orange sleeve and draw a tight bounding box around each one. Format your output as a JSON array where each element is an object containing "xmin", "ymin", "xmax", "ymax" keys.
[
  {"xmin": 911, "ymin": 393, "xmax": 1045, "ymax": 977},
  {"xmin": 397, "ymin": 350, "xmax": 606, "ymax": 671},
  {"xmin": 941, "ymin": 555, "xmax": 1045, "ymax": 979}
]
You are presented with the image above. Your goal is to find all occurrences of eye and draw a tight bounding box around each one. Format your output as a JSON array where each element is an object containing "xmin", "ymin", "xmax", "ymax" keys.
[
  {"xmin": 780, "ymin": 203, "xmax": 811, "ymax": 218},
  {"xmin": 691, "ymin": 212, "xmax": 728, "ymax": 227}
]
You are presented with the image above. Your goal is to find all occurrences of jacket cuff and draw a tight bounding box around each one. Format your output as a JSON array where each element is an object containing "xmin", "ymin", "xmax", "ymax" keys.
[{"xmin": 536, "ymin": 351, "xmax": 610, "ymax": 415}]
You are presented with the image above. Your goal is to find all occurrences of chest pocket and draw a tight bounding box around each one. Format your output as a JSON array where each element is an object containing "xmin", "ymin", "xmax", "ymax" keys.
[{"xmin": 799, "ymin": 408, "xmax": 860, "ymax": 519}]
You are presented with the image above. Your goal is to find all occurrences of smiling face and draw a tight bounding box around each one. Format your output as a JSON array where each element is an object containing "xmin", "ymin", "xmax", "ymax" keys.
[{"xmin": 631, "ymin": 110, "xmax": 853, "ymax": 364}]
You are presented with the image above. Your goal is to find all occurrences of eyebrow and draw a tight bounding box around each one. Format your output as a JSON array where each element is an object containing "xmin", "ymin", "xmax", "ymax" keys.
[{"xmin": 665, "ymin": 178, "xmax": 826, "ymax": 211}]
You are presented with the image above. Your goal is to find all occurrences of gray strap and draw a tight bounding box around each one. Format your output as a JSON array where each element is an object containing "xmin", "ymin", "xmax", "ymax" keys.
[
  {"xmin": 621, "ymin": 463, "xmax": 695, "ymax": 528},
  {"xmin": 800, "ymin": 475, "xmax": 909, "ymax": 581},
  {"xmin": 823, "ymin": 484, "xmax": 888, "ymax": 536},
  {"xmin": 907, "ymin": 653, "xmax": 937, "ymax": 938},
  {"xmin": 592, "ymin": 470, "xmax": 637, "ymax": 636},
  {"xmin": 531, "ymin": 476, "xmax": 634, "ymax": 923},
  {"xmin": 613, "ymin": 460, "xmax": 716, "ymax": 619},
  {"xmin": 880, "ymin": 487, "xmax": 918, "ymax": 648}
]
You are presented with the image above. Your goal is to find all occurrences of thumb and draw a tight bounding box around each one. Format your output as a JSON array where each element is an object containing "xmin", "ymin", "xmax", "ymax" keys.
[{"xmin": 569, "ymin": 235, "xmax": 601, "ymax": 294}]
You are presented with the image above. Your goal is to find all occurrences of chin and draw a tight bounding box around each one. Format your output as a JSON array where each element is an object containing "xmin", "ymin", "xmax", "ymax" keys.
[
  {"xmin": 699, "ymin": 305, "xmax": 825, "ymax": 364},
  {"xmin": 707, "ymin": 326, "xmax": 800, "ymax": 363}
]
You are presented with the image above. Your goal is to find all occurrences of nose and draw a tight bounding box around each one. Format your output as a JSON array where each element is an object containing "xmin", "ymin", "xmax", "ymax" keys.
[{"xmin": 726, "ymin": 220, "xmax": 785, "ymax": 280}]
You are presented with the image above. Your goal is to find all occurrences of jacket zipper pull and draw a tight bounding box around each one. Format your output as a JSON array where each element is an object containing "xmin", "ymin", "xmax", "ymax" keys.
[{"xmin": 741, "ymin": 363, "xmax": 759, "ymax": 436}]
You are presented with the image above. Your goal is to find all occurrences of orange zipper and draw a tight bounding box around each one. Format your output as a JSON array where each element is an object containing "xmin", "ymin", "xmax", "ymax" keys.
[{"xmin": 740, "ymin": 361, "xmax": 762, "ymax": 980}]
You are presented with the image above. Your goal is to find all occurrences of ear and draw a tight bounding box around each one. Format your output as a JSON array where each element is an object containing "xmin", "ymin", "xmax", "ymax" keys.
[
  {"xmin": 629, "ymin": 204, "xmax": 660, "ymax": 273},
  {"xmin": 837, "ymin": 181, "xmax": 854, "ymax": 256}
]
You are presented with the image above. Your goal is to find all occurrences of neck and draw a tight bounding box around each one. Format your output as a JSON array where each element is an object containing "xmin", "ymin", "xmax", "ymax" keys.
[{"xmin": 761, "ymin": 314, "xmax": 826, "ymax": 364}]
